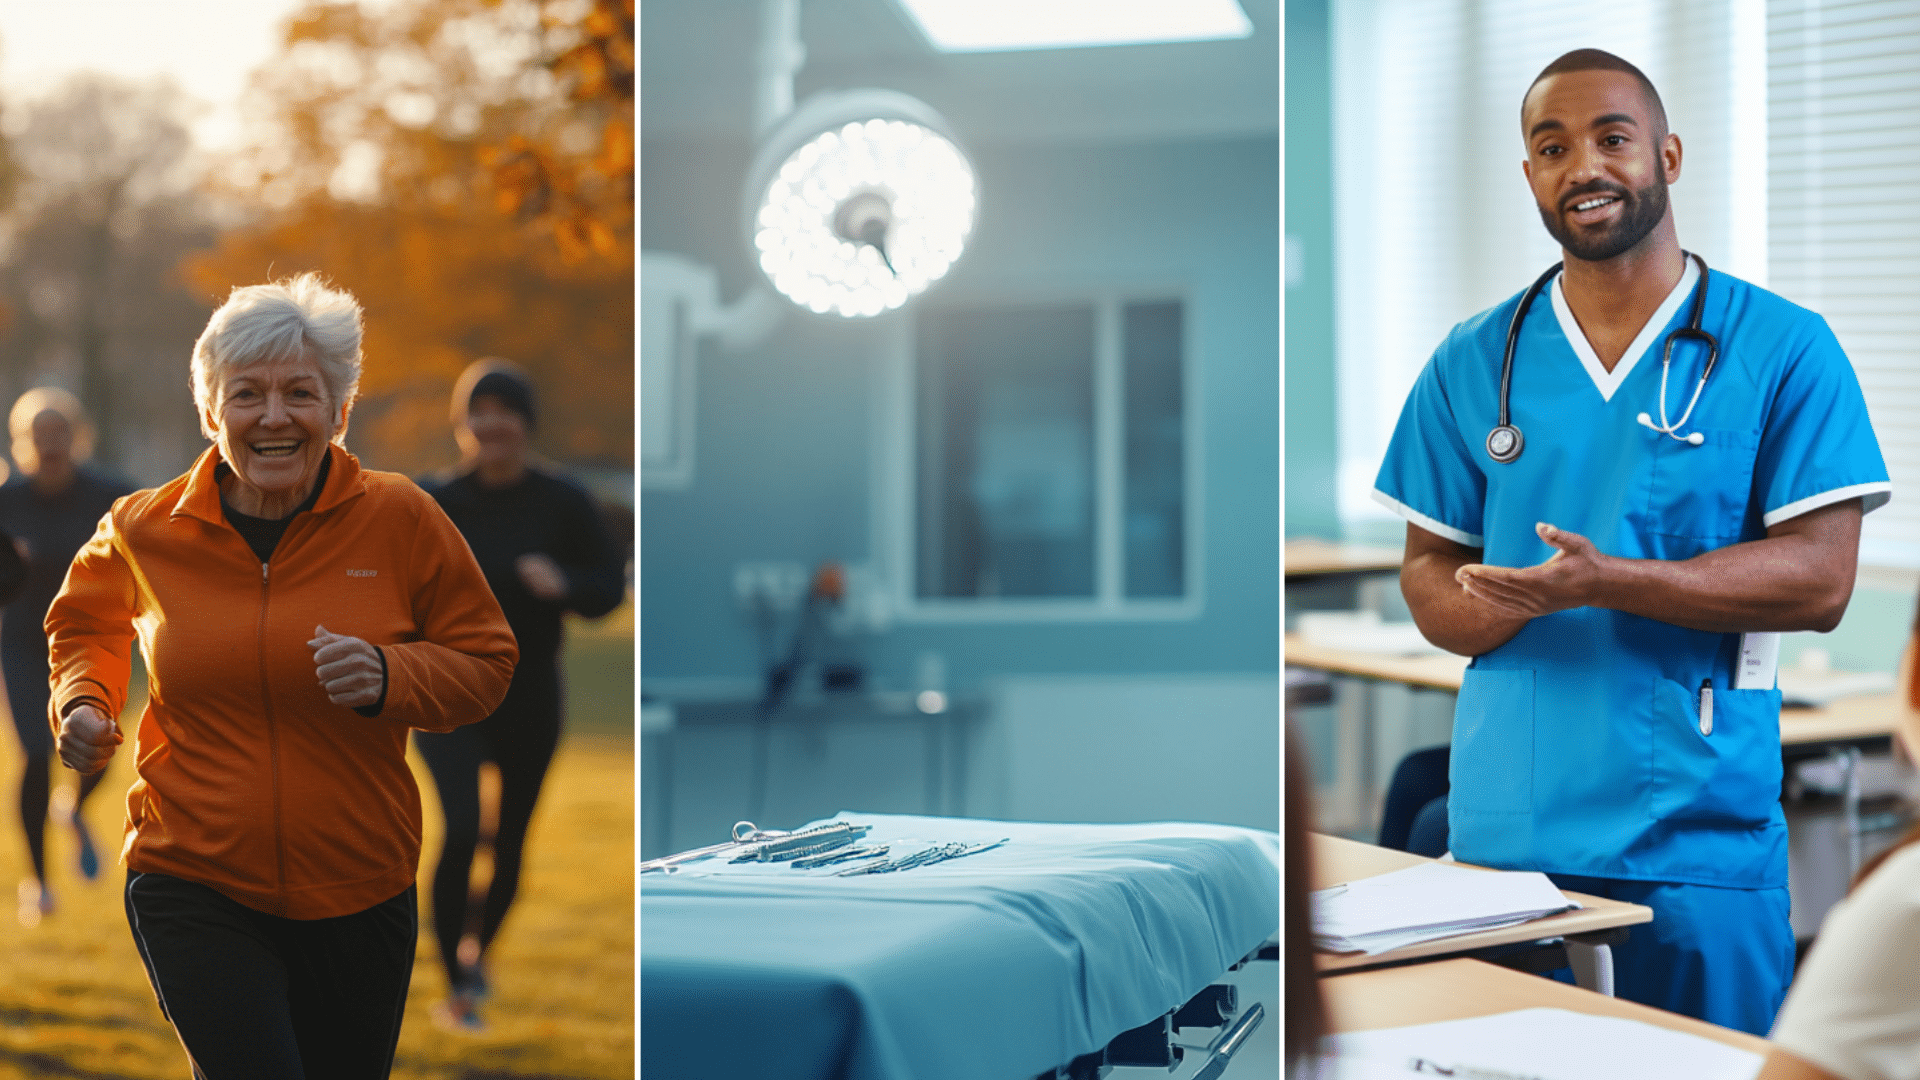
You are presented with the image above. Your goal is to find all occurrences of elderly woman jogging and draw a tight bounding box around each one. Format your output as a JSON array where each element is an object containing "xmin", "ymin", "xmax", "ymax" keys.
[{"xmin": 48, "ymin": 274, "xmax": 517, "ymax": 1080}]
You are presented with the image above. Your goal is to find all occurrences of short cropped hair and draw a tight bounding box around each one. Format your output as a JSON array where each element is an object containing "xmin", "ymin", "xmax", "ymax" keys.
[
  {"xmin": 191, "ymin": 273, "xmax": 364, "ymax": 442},
  {"xmin": 8, "ymin": 386, "xmax": 94, "ymax": 474},
  {"xmin": 1524, "ymin": 48, "xmax": 1668, "ymax": 135}
]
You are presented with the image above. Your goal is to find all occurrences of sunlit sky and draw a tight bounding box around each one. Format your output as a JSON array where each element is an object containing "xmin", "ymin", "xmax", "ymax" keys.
[{"xmin": 0, "ymin": 0, "xmax": 318, "ymax": 151}]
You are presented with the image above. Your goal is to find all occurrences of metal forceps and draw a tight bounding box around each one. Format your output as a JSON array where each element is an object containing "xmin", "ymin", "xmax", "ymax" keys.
[{"xmin": 640, "ymin": 820, "xmax": 865, "ymax": 873}]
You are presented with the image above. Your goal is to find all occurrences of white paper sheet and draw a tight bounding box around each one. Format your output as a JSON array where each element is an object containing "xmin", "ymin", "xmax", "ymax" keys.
[
  {"xmin": 1736, "ymin": 631, "xmax": 1781, "ymax": 691},
  {"xmin": 1324, "ymin": 912, "xmax": 1548, "ymax": 956},
  {"xmin": 1320, "ymin": 1008, "xmax": 1763, "ymax": 1080},
  {"xmin": 1314, "ymin": 861, "xmax": 1577, "ymax": 954}
]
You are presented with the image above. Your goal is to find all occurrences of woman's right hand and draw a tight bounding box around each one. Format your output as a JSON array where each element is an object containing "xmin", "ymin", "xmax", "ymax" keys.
[{"xmin": 57, "ymin": 703, "xmax": 121, "ymax": 775}]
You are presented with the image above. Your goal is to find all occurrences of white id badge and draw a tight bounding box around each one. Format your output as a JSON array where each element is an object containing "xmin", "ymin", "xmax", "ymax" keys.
[{"xmin": 1736, "ymin": 632, "xmax": 1782, "ymax": 691}]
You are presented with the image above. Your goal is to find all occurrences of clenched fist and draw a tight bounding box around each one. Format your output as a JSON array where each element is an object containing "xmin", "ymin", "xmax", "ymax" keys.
[
  {"xmin": 58, "ymin": 702, "xmax": 121, "ymax": 775},
  {"xmin": 309, "ymin": 625, "xmax": 385, "ymax": 709}
]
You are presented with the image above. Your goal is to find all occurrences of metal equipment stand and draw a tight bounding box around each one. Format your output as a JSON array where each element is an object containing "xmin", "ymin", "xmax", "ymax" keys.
[{"xmin": 1033, "ymin": 946, "xmax": 1274, "ymax": 1080}]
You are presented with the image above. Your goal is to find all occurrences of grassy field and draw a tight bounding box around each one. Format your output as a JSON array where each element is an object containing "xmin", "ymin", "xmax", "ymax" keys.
[{"xmin": 0, "ymin": 609, "xmax": 634, "ymax": 1079}]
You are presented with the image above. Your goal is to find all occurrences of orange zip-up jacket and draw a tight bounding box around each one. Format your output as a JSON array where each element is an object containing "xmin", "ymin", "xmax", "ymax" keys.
[{"xmin": 46, "ymin": 444, "xmax": 518, "ymax": 919}]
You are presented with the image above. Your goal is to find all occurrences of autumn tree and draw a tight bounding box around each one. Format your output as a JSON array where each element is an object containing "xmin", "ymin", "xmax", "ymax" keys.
[
  {"xmin": 486, "ymin": 0, "xmax": 633, "ymax": 259},
  {"xmin": 0, "ymin": 75, "xmax": 216, "ymax": 478},
  {"xmin": 188, "ymin": 0, "xmax": 633, "ymax": 477}
]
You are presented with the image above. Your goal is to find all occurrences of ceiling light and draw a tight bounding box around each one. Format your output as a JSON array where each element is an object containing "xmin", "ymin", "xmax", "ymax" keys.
[
  {"xmin": 895, "ymin": 0, "xmax": 1253, "ymax": 53},
  {"xmin": 743, "ymin": 89, "xmax": 977, "ymax": 319}
]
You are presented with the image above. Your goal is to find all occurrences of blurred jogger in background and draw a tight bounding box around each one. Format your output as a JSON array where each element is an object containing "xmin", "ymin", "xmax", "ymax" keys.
[
  {"xmin": 415, "ymin": 359, "xmax": 625, "ymax": 1032},
  {"xmin": 0, "ymin": 388, "xmax": 132, "ymax": 927}
]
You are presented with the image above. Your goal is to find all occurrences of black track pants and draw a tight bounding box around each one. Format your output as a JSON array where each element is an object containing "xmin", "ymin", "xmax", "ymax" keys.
[
  {"xmin": 124, "ymin": 872, "xmax": 415, "ymax": 1080},
  {"xmin": 6, "ymin": 643, "xmax": 106, "ymax": 883},
  {"xmin": 414, "ymin": 662, "xmax": 562, "ymax": 993}
]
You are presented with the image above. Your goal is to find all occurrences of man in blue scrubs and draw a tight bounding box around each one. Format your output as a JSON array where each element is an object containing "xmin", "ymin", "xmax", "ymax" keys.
[{"xmin": 1374, "ymin": 49, "xmax": 1891, "ymax": 1033}]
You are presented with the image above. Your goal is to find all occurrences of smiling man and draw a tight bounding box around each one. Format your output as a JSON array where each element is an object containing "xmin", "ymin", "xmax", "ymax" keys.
[{"xmin": 1370, "ymin": 49, "xmax": 1892, "ymax": 1032}]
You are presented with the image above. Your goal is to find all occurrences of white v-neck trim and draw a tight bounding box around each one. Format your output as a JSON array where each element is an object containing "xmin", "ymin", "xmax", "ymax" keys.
[{"xmin": 1550, "ymin": 256, "xmax": 1700, "ymax": 403}]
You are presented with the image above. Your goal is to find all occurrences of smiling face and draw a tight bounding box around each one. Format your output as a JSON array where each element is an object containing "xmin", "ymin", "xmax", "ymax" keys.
[
  {"xmin": 207, "ymin": 356, "xmax": 341, "ymax": 517},
  {"xmin": 1521, "ymin": 69, "xmax": 1680, "ymax": 263}
]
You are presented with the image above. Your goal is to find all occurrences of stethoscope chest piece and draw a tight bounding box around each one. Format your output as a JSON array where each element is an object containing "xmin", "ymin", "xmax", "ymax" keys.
[
  {"xmin": 1486, "ymin": 424, "xmax": 1524, "ymax": 463},
  {"xmin": 1488, "ymin": 253, "xmax": 1714, "ymax": 465}
]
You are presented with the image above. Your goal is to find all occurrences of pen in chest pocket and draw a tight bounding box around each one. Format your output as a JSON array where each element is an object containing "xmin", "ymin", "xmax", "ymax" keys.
[{"xmin": 1699, "ymin": 679, "xmax": 1713, "ymax": 736}]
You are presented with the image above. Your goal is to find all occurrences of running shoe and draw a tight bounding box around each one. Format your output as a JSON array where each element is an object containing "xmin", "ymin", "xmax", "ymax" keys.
[
  {"xmin": 460, "ymin": 960, "xmax": 492, "ymax": 1004},
  {"xmin": 16, "ymin": 881, "xmax": 52, "ymax": 928},
  {"xmin": 74, "ymin": 818, "xmax": 99, "ymax": 881},
  {"xmin": 430, "ymin": 993, "xmax": 487, "ymax": 1035}
]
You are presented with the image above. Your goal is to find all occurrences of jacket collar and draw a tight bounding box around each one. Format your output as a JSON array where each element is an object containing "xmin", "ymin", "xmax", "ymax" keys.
[{"xmin": 173, "ymin": 442, "xmax": 368, "ymax": 525}]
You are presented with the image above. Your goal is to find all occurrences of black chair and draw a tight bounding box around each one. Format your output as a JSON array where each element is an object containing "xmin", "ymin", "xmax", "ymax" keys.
[{"xmin": 1379, "ymin": 745, "xmax": 1450, "ymax": 857}]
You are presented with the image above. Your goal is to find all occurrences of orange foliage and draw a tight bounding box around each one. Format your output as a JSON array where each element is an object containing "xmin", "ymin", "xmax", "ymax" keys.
[
  {"xmin": 479, "ymin": 0, "xmax": 632, "ymax": 261},
  {"xmin": 186, "ymin": 0, "xmax": 631, "ymax": 477}
]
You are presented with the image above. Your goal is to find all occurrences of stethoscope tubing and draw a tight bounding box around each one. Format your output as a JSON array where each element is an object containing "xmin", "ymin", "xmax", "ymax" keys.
[{"xmin": 1490, "ymin": 252, "xmax": 1715, "ymax": 463}]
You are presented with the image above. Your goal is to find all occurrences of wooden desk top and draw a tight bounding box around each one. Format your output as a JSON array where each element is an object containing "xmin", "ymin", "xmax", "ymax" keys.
[
  {"xmin": 1779, "ymin": 690, "xmax": 1904, "ymax": 746},
  {"xmin": 1285, "ymin": 634, "xmax": 1470, "ymax": 691},
  {"xmin": 1310, "ymin": 834, "xmax": 1652, "ymax": 974},
  {"xmin": 1285, "ymin": 634, "xmax": 1903, "ymax": 747},
  {"xmin": 1323, "ymin": 956, "xmax": 1772, "ymax": 1055},
  {"xmin": 1286, "ymin": 538, "xmax": 1404, "ymax": 578}
]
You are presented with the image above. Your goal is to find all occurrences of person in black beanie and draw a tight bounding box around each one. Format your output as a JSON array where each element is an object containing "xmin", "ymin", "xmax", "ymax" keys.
[{"xmin": 415, "ymin": 359, "xmax": 626, "ymax": 1031}]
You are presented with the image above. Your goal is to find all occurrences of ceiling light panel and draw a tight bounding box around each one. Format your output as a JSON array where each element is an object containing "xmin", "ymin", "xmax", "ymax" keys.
[{"xmin": 896, "ymin": 0, "xmax": 1253, "ymax": 53}]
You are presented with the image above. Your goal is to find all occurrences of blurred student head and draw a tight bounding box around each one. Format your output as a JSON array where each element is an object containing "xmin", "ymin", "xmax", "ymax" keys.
[
  {"xmin": 1285, "ymin": 720, "xmax": 1328, "ymax": 1074},
  {"xmin": 1865, "ymin": 626, "xmax": 1920, "ymax": 888}
]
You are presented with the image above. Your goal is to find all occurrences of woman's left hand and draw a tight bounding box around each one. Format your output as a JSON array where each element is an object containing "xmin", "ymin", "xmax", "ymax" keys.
[{"xmin": 309, "ymin": 624, "xmax": 384, "ymax": 709}]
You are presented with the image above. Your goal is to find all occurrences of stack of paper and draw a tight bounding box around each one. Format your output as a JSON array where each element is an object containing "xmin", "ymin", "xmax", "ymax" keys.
[
  {"xmin": 1313, "ymin": 861, "xmax": 1578, "ymax": 955},
  {"xmin": 1318, "ymin": 1008, "xmax": 1762, "ymax": 1080}
]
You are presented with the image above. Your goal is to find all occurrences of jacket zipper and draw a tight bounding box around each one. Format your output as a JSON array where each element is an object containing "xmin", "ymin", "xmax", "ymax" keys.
[{"xmin": 258, "ymin": 559, "xmax": 288, "ymax": 915}]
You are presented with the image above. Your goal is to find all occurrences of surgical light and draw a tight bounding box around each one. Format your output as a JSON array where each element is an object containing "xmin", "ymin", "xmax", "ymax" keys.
[
  {"xmin": 895, "ymin": 0, "xmax": 1253, "ymax": 53},
  {"xmin": 743, "ymin": 89, "xmax": 977, "ymax": 319}
]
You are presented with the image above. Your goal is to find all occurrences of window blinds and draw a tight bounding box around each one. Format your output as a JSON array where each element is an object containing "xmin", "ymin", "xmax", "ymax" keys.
[
  {"xmin": 1769, "ymin": 0, "xmax": 1920, "ymax": 565},
  {"xmin": 1331, "ymin": 0, "xmax": 1764, "ymax": 531}
]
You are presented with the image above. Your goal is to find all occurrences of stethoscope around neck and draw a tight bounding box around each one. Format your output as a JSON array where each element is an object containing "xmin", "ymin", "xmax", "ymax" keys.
[{"xmin": 1486, "ymin": 251, "xmax": 1717, "ymax": 464}]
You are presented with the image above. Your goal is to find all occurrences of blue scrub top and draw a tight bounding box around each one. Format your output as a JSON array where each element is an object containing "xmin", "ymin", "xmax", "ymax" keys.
[{"xmin": 1375, "ymin": 266, "xmax": 1890, "ymax": 889}]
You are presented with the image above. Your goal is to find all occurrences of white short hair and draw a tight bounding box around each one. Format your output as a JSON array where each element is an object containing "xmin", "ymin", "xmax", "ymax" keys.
[{"xmin": 192, "ymin": 273, "xmax": 363, "ymax": 441}]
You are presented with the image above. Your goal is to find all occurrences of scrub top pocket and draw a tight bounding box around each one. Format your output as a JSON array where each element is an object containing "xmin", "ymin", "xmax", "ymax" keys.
[
  {"xmin": 1645, "ymin": 428, "xmax": 1759, "ymax": 542},
  {"xmin": 1650, "ymin": 679, "xmax": 1780, "ymax": 828},
  {"xmin": 1450, "ymin": 668, "xmax": 1534, "ymax": 815}
]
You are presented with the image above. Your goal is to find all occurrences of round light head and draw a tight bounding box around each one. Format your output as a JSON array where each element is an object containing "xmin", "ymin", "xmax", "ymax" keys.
[{"xmin": 744, "ymin": 90, "xmax": 977, "ymax": 318}]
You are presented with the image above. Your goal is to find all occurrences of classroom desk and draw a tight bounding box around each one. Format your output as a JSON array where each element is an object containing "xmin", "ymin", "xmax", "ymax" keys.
[
  {"xmin": 1284, "ymin": 538, "xmax": 1404, "ymax": 581},
  {"xmin": 1311, "ymin": 833, "xmax": 1652, "ymax": 982},
  {"xmin": 1287, "ymin": 633, "xmax": 1904, "ymax": 877},
  {"xmin": 1284, "ymin": 634, "xmax": 1469, "ymax": 692},
  {"xmin": 1284, "ymin": 633, "xmax": 1901, "ymax": 751},
  {"xmin": 1323, "ymin": 956, "xmax": 1772, "ymax": 1056}
]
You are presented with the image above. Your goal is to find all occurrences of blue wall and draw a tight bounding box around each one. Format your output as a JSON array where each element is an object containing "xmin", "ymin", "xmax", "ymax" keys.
[{"xmin": 641, "ymin": 135, "xmax": 1280, "ymax": 691}]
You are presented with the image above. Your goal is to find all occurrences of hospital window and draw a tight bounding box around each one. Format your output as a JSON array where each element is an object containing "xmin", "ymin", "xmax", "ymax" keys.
[{"xmin": 908, "ymin": 298, "xmax": 1191, "ymax": 612}]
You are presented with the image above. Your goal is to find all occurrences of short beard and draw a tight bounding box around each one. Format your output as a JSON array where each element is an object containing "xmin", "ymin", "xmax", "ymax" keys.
[{"xmin": 1538, "ymin": 175, "xmax": 1669, "ymax": 262}]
